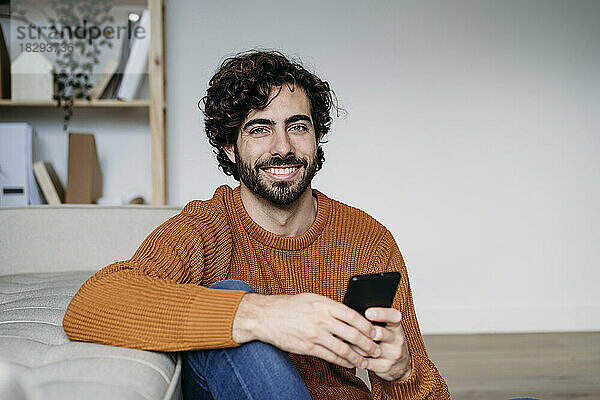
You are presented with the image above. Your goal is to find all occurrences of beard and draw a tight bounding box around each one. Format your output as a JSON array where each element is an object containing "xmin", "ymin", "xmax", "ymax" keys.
[{"xmin": 234, "ymin": 144, "xmax": 319, "ymax": 206}]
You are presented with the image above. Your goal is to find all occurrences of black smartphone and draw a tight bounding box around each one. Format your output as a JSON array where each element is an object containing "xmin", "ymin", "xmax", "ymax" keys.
[{"xmin": 343, "ymin": 272, "xmax": 401, "ymax": 326}]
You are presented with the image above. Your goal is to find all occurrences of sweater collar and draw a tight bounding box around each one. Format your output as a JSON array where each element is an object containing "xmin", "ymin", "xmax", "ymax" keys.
[{"xmin": 232, "ymin": 185, "xmax": 331, "ymax": 250}]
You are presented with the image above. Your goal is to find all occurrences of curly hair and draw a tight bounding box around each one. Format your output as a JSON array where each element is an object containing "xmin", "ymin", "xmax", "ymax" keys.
[{"xmin": 200, "ymin": 50, "xmax": 336, "ymax": 180}]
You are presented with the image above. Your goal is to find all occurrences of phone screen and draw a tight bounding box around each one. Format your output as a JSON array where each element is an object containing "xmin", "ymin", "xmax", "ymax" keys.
[{"xmin": 343, "ymin": 272, "xmax": 401, "ymax": 326}]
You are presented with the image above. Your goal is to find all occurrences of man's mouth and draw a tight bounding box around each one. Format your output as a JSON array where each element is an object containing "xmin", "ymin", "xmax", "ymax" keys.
[{"xmin": 260, "ymin": 165, "xmax": 302, "ymax": 180}]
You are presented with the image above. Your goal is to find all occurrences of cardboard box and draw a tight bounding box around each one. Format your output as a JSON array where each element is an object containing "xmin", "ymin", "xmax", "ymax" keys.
[{"xmin": 66, "ymin": 133, "xmax": 103, "ymax": 204}]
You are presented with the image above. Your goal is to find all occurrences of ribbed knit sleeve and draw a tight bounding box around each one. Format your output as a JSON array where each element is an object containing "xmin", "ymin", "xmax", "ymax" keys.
[
  {"xmin": 364, "ymin": 231, "xmax": 451, "ymax": 399},
  {"xmin": 63, "ymin": 208, "xmax": 247, "ymax": 351}
]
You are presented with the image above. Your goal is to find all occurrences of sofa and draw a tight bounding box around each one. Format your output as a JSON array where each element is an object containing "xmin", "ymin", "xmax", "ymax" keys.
[{"xmin": 0, "ymin": 205, "xmax": 182, "ymax": 400}]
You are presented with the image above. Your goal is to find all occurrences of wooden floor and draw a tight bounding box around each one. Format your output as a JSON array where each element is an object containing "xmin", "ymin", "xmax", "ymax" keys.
[{"xmin": 422, "ymin": 332, "xmax": 600, "ymax": 400}]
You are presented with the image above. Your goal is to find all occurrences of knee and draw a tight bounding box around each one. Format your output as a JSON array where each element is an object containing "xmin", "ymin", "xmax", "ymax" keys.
[
  {"xmin": 208, "ymin": 279, "xmax": 255, "ymax": 293},
  {"xmin": 184, "ymin": 340, "xmax": 288, "ymax": 367},
  {"xmin": 236, "ymin": 339, "xmax": 284, "ymax": 357}
]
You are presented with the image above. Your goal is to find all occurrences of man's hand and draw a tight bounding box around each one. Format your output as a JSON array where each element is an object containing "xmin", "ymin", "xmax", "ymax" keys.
[
  {"xmin": 232, "ymin": 292, "xmax": 381, "ymax": 369},
  {"xmin": 355, "ymin": 307, "xmax": 412, "ymax": 381}
]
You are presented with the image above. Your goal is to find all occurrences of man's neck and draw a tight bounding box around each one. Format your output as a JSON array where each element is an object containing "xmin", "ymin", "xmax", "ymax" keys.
[{"xmin": 239, "ymin": 183, "xmax": 317, "ymax": 237}]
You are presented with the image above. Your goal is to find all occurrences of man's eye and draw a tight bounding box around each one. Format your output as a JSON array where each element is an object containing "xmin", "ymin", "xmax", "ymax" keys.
[
  {"xmin": 289, "ymin": 125, "xmax": 307, "ymax": 133},
  {"xmin": 250, "ymin": 127, "xmax": 269, "ymax": 135}
]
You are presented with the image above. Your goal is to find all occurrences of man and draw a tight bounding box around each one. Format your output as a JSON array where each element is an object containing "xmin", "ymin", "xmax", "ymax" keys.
[{"xmin": 64, "ymin": 50, "xmax": 450, "ymax": 399}]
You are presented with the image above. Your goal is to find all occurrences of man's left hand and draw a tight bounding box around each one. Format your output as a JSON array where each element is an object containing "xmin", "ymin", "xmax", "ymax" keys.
[{"xmin": 353, "ymin": 307, "xmax": 412, "ymax": 381}]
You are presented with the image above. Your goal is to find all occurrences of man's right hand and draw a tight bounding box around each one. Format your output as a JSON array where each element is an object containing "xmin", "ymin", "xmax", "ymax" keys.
[{"xmin": 232, "ymin": 292, "xmax": 381, "ymax": 369}]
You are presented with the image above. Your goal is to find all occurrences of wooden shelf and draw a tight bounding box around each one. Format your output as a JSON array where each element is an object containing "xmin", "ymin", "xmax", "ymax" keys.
[{"xmin": 0, "ymin": 99, "xmax": 151, "ymax": 107}]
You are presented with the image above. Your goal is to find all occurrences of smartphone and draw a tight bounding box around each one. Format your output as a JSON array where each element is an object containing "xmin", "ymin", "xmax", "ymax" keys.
[{"xmin": 343, "ymin": 272, "xmax": 401, "ymax": 326}]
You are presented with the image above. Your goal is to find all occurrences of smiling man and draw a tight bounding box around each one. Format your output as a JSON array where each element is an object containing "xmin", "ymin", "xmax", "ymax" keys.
[{"xmin": 64, "ymin": 50, "xmax": 450, "ymax": 399}]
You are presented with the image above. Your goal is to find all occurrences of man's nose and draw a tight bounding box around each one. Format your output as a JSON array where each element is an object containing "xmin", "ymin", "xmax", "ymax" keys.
[{"xmin": 271, "ymin": 127, "xmax": 294, "ymax": 157}]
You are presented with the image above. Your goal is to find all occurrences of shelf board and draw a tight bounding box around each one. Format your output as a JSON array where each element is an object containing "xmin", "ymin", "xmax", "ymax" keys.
[{"xmin": 0, "ymin": 99, "xmax": 150, "ymax": 108}]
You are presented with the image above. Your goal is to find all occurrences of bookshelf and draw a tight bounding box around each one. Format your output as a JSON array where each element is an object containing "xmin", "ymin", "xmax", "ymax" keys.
[{"xmin": 0, "ymin": 0, "xmax": 167, "ymax": 205}]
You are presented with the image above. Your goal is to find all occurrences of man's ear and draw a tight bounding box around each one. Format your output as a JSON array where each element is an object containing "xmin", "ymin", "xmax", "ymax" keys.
[{"xmin": 223, "ymin": 144, "xmax": 236, "ymax": 164}]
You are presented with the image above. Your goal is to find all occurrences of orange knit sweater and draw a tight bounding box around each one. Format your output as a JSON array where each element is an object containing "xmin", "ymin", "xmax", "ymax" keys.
[{"xmin": 63, "ymin": 185, "xmax": 450, "ymax": 399}]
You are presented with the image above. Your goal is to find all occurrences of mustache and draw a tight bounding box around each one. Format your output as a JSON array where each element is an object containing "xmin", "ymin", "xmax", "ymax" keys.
[{"xmin": 256, "ymin": 155, "xmax": 308, "ymax": 170}]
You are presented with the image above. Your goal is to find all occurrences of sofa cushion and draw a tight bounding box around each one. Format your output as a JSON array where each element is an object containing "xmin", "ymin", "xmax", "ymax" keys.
[{"xmin": 0, "ymin": 271, "xmax": 182, "ymax": 400}]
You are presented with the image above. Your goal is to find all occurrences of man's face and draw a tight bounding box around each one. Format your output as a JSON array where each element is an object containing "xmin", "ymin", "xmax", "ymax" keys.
[{"xmin": 225, "ymin": 85, "xmax": 319, "ymax": 205}]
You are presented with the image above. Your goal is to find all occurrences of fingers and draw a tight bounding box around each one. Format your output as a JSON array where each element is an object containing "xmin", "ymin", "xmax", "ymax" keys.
[
  {"xmin": 329, "ymin": 319, "xmax": 380, "ymax": 357},
  {"xmin": 361, "ymin": 342, "xmax": 412, "ymax": 379},
  {"xmin": 328, "ymin": 300, "xmax": 376, "ymax": 340},
  {"xmin": 359, "ymin": 323, "xmax": 412, "ymax": 381},
  {"xmin": 319, "ymin": 330, "xmax": 370, "ymax": 368},
  {"xmin": 285, "ymin": 296, "xmax": 401, "ymax": 371},
  {"xmin": 335, "ymin": 335, "xmax": 369, "ymax": 357},
  {"xmin": 310, "ymin": 343, "xmax": 355, "ymax": 369},
  {"xmin": 370, "ymin": 325, "xmax": 396, "ymax": 342},
  {"xmin": 365, "ymin": 307, "xmax": 402, "ymax": 326},
  {"xmin": 348, "ymin": 343, "xmax": 369, "ymax": 357},
  {"xmin": 362, "ymin": 353, "xmax": 408, "ymax": 377}
]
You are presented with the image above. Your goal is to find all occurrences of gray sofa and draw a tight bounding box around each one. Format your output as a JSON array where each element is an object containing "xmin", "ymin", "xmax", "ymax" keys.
[{"xmin": 0, "ymin": 205, "xmax": 182, "ymax": 400}]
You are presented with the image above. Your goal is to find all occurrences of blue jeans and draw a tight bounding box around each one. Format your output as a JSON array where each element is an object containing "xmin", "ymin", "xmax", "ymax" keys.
[{"xmin": 180, "ymin": 280, "xmax": 312, "ymax": 400}]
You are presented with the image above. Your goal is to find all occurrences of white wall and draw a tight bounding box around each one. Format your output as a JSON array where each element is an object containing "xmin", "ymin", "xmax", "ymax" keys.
[
  {"xmin": 2, "ymin": 1, "xmax": 598, "ymax": 334},
  {"xmin": 166, "ymin": 0, "xmax": 600, "ymax": 334}
]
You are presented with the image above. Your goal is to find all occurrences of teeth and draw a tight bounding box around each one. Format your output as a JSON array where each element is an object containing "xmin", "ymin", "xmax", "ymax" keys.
[{"xmin": 266, "ymin": 166, "xmax": 298, "ymax": 175}]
